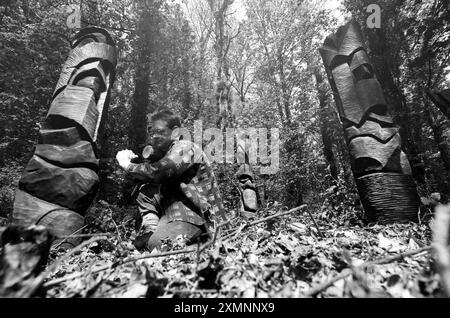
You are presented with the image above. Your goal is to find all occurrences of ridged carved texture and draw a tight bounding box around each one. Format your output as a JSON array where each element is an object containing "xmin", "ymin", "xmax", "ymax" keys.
[
  {"xmin": 12, "ymin": 28, "xmax": 117, "ymax": 246},
  {"xmin": 319, "ymin": 19, "xmax": 419, "ymax": 224}
]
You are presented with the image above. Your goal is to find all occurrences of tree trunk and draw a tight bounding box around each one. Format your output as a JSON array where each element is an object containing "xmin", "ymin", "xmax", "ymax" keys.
[
  {"xmin": 314, "ymin": 69, "xmax": 338, "ymax": 180},
  {"xmin": 128, "ymin": 2, "xmax": 160, "ymax": 153},
  {"xmin": 129, "ymin": 52, "xmax": 150, "ymax": 153},
  {"xmin": 181, "ymin": 55, "xmax": 192, "ymax": 120},
  {"xmin": 209, "ymin": 0, "xmax": 233, "ymax": 128},
  {"xmin": 425, "ymin": 99, "xmax": 450, "ymax": 171},
  {"xmin": 277, "ymin": 51, "xmax": 291, "ymax": 125}
]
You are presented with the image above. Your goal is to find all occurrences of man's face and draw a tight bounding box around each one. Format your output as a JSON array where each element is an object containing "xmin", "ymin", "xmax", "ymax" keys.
[{"xmin": 147, "ymin": 119, "xmax": 174, "ymax": 159}]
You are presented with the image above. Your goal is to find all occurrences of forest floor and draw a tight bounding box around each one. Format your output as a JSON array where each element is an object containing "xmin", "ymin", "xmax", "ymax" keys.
[{"xmin": 31, "ymin": 200, "xmax": 444, "ymax": 298}]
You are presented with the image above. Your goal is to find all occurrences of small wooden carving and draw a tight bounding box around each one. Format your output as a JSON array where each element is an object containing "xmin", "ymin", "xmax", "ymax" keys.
[{"xmin": 236, "ymin": 164, "xmax": 258, "ymax": 216}]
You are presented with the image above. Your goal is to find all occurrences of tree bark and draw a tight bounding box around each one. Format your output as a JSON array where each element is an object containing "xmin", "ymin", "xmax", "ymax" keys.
[
  {"xmin": 129, "ymin": 51, "xmax": 150, "ymax": 153},
  {"xmin": 425, "ymin": 100, "xmax": 450, "ymax": 171},
  {"xmin": 314, "ymin": 69, "xmax": 338, "ymax": 180},
  {"xmin": 209, "ymin": 0, "xmax": 233, "ymax": 128},
  {"xmin": 128, "ymin": 1, "xmax": 160, "ymax": 153}
]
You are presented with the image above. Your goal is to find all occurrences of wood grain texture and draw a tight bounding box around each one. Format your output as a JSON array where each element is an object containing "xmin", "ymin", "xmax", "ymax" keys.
[
  {"xmin": 54, "ymin": 60, "xmax": 107, "ymax": 101},
  {"xmin": 320, "ymin": 19, "xmax": 419, "ymax": 224},
  {"xmin": 92, "ymin": 72, "xmax": 113, "ymax": 142},
  {"xmin": 53, "ymin": 42, "xmax": 116, "ymax": 100},
  {"xmin": 35, "ymin": 141, "xmax": 98, "ymax": 171},
  {"xmin": 331, "ymin": 65, "xmax": 387, "ymax": 125},
  {"xmin": 68, "ymin": 61, "xmax": 106, "ymax": 88},
  {"xmin": 344, "ymin": 120, "xmax": 399, "ymax": 143},
  {"xmin": 352, "ymin": 65, "xmax": 373, "ymax": 81},
  {"xmin": 319, "ymin": 46, "xmax": 350, "ymax": 70},
  {"xmin": 366, "ymin": 112, "xmax": 394, "ymax": 126},
  {"xmin": 75, "ymin": 76, "xmax": 103, "ymax": 100},
  {"xmin": 19, "ymin": 155, "xmax": 99, "ymax": 213},
  {"xmin": 334, "ymin": 20, "xmax": 364, "ymax": 57},
  {"xmin": 349, "ymin": 134, "xmax": 402, "ymax": 175},
  {"xmin": 400, "ymin": 151, "xmax": 413, "ymax": 175},
  {"xmin": 11, "ymin": 189, "xmax": 84, "ymax": 243},
  {"xmin": 45, "ymin": 85, "xmax": 99, "ymax": 141},
  {"xmin": 241, "ymin": 188, "xmax": 258, "ymax": 212},
  {"xmin": 72, "ymin": 27, "xmax": 116, "ymax": 48},
  {"xmin": 349, "ymin": 49, "xmax": 371, "ymax": 72},
  {"xmin": 332, "ymin": 63, "xmax": 363, "ymax": 125},
  {"xmin": 38, "ymin": 127, "xmax": 82, "ymax": 146},
  {"xmin": 12, "ymin": 27, "xmax": 117, "ymax": 241},
  {"xmin": 319, "ymin": 19, "xmax": 364, "ymax": 69},
  {"xmin": 355, "ymin": 79, "xmax": 387, "ymax": 111},
  {"xmin": 356, "ymin": 173, "xmax": 420, "ymax": 224}
]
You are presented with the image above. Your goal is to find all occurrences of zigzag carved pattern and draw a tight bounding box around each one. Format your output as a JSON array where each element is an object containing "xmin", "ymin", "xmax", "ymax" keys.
[
  {"xmin": 319, "ymin": 19, "xmax": 419, "ymax": 223},
  {"xmin": 12, "ymin": 28, "xmax": 117, "ymax": 243}
]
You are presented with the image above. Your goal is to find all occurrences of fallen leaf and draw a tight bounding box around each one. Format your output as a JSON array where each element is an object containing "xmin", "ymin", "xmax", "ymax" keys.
[
  {"xmin": 290, "ymin": 223, "xmax": 307, "ymax": 234},
  {"xmin": 119, "ymin": 283, "xmax": 148, "ymax": 298}
]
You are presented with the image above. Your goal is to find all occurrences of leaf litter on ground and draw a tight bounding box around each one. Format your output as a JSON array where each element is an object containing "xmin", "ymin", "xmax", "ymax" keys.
[{"xmin": 29, "ymin": 202, "xmax": 444, "ymax": 298}]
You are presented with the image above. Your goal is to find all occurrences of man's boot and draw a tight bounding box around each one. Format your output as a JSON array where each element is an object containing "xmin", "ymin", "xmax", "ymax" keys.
[
  {"xmin": 133, "ymin": 212, "xmax": 159, "ymax": 251},
  {"xmin": 145, "ymin": 215, "xmax": 209, "ymax": 252}
]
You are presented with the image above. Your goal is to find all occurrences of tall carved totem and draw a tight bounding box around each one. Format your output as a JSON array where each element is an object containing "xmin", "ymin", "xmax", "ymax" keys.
[
  {"xmin": 319, "ymin": 20, "xmax": 420, "ymax": 224},
  {"xmin": 11, "ymin": 28, "xmax": 117, "ymax": 245}
]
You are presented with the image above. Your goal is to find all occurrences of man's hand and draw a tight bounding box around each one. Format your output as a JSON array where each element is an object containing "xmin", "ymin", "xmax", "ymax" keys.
[{"xmin": 116, "ymin": 149, "xmax": 138, "ymax": 170}]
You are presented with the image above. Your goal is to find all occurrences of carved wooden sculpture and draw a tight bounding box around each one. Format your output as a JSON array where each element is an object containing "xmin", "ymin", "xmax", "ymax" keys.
[
  {"xmin": 236, "ymin": 135, "xmax": 259, "ymax": 217},
  {"xmin": 11, "ymin": 27, "xmax": 117, "ymax": 246},
  {"xmin": 319, "ymin": 20, "xmax": 419, "ymax": 223},
  {"xmin": 428, "ymin": 90, "xmax": 450, "ymax": 119},
  {"xmin": 236, "ymin": 164, "xmax": 258, "ymax": 217}
]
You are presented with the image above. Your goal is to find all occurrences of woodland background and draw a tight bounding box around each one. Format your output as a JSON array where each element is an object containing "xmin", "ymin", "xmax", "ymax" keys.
[{"xmin": 0, "ymin": 0, "xmax": 449, "ymax": 225}]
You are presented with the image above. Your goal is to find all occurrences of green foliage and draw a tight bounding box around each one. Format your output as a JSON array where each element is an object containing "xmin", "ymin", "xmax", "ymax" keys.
[
  {"xmin": 0, "ymin": 1, "xmax": 71, "ymax": 166},
  {"xmin": 1, "ymin": 0, "xmax": 449, "ymax": 224},
  {"xmin": 0, "ymin": 162, "xmax": 23, "ymax": 218}
]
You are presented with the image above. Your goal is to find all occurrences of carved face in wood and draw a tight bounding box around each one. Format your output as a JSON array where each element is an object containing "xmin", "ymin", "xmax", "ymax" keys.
[{"xmin": 319, "ymin": 19, "xmax": 419, "ymax": 223}]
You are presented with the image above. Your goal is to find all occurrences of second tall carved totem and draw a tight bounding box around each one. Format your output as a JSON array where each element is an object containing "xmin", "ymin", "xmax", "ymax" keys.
[
  {"xmin": 319, "ymin": 20, "xmax": 420, "ymax": 224},
  {"xmin": 11, "ymin": 28, "xmax": 117, "ymax": 245}
]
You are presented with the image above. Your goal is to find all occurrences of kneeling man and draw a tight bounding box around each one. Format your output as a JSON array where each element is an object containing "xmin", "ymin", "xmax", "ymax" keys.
[{"xmin": 116, "ymin": 110, "xmax": 227, "ymax": 251}]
